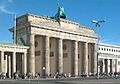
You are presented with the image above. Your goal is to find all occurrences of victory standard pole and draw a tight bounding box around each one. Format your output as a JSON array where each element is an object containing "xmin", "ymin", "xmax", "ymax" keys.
[
  {"xmin": 13, "ymin": 14, "xmax": 17, "ymax": 79},
  {"xmin": 91, "ymin": 19, "xmax": 105, "ymax": 79},
  {"xmin": 14, "ymin": 14, "xmax": 16, "ymax": 45}
]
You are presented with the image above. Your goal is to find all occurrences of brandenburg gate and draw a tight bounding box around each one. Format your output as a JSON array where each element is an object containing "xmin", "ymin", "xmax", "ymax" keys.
[{"xmin": 10, "ymin": 13, "xmax": 99, "ymax": 77}]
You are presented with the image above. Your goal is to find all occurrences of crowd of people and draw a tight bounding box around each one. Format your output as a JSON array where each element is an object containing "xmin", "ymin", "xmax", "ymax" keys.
[{"xmin": 0, "ymin": 72, "xmax": 120, "ymax": 79}]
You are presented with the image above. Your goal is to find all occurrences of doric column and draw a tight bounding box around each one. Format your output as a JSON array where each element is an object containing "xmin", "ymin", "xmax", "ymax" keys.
[
  {"xmin": 115, "ymin": 59, "xmax": 118, "ymax": 72},
  {"xmin": 1, "ymin": 51, "xmax": 4, "ymax": 72},
  {"xmin": 29, "ymin": 34, "xmax": 35, "ymax": 76},
  {"xmin": 5, "ymin": 55, "xmax": 8, "ymax": 74},
  {"xmin": 73, "ymin": 41, "xmax": 78, "ymax": 76},
  {"xmin": 110, "ymin": 59, "xmax": 113, "ymax": 73},
  {"xmin": 105, "ymin": 59, "xmax": 109, "ymax": 74},
  {"xmin": 103, "ymin": 59, "xmax": 105, "ymax": 73},
  {"xmin": 8, "ymin": 56, "xmax": 11, "ymax": 78},
  {"xmin": 44, "ymin": 36, "xmax": 50, "ymax": 76},
  {"xmin": 94, "ymin": 44, "xmax": 97, "ymax": 74},
  {"xmin": 83, "ymin": 42, "xmax": 88, "ymax": 76},
  {"xmin": 101, "ymin": 59, "xmax": 104, "ymax": 73},
  {"xmin": 58, "ymin": 38, "xmax": 63, "ymax": 74},
  {"xmin": 12, "ymin": 52, "xmax": 16, "ymax": 74},
  {"xmin": 23, "ymin": 53, "xmax": 27, "ymax": 74}
]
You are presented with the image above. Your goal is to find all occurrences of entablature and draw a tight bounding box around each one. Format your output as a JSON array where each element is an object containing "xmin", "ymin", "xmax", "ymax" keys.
[{"xmin": 31, "ymin": 26, "xmax": 98, "ymax": 43}]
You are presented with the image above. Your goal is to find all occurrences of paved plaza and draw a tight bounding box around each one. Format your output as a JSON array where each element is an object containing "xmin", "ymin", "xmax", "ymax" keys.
[{"xmin": 0, "ymin": 77, "xmax": 120, "ymax": 84}]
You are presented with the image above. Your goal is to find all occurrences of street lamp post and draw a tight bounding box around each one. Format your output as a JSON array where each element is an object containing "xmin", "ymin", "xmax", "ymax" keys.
[
  {"xmin": 97, "ymin": 52, "xmax": 99, "ymax": 79},
  {"xmin": 97, "ymin": 31, "xmax": 101, "ymax": 79},
  {"xmin": 91, "ymin": 19, "xmax": 105, "ymax": 79},
  {"xmin": 96, "ymin": 33, "xmax": 100, "ymax": 79},
  {"xmin": 42, "ymin": 67, "xmax": 46, "ymax": 78},
  {"xmin": 13, "ymin": 14, "xmax": 17, "ymax": 78}
]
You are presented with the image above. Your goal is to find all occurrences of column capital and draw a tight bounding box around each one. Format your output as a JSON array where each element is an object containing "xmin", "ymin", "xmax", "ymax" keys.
[
  {"xmin": 82, "ymin": 42, "xmax": 89, "ymax": 45},
  {"xmin": 24, "ymin": 52, "xmax": 27, "ymax": 54},
  {"xmin": 58, "ymin": 38, "xmax": 63, "ymax": 40},
  {"xmin": 30, "ymin": 33, "xmax": 35, "ymax": 35},
  {"xmin": 1, "ymin": 50, "xmax": 4, "ymax": 52},
  {"xmin": 13, "ymin": 51, "xmax": 16, "ymax": 53},
  {"xmin": 73, "ymin": 40, "xmax": 78, "ymax": 42},
  {"xmin": 45, "ymin": 35, "xmax": 50, "ymax": 37}
]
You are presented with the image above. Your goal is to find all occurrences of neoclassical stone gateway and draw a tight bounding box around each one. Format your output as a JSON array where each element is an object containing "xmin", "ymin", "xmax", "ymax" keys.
[
  {"xmin": 0, "ymin": 42, "xmax": 29, "ymax": 77},
  {"xmin": 10, "ymin": 13, "xmax": 99, "ymax": 77}
]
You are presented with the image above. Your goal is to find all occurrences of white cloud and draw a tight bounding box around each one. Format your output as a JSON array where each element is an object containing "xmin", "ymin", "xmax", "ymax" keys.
[
  {"xmin": 0, "ymin": 0, "xmax": 15, "ymax": 15},
  {"xmin": 100, "ymin": 39, "xmax": 120, "ymax": 45},
  {"xmin": 8, "ymin": 0, "xmax": 13, "ymax": 3}
]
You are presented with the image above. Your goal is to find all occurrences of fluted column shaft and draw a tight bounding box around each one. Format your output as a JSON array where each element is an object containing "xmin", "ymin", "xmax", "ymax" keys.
[
  {"xmin": 73, "ymin": 41, "xmax": 78, "ymax": 76},
  {"xmin": 29, "ymin": 34, "xmax": 35, "ymax": 75},
  {"xmin": 1, "ymin": 51, "xmax": 4, "ymax": 72},
  {"xmin": 12, "ymin": 52, "xmax": 16, "ymax": 74},
  {"xmin": 58, "ymin": 38, "xmax": 63, "ymax": 74},
  {"xmin": 44, "ymin": 36, "xmax": 50, "ymax": 75},
  {"xmin": 103, "ymin": 59, "xmax": 105, "ymax": 73},
  {"xmin": 8, "ymin": 56, "xmax": 11, "ymax": 78},
  {"xmin": 115, "ymin": 59, "xmax": 118, "ymax": 72},
  {"xmin": 110, "ymin": 59, "xmax": 113, "ymax": 73},
  {"xmin": 23, "ymin": 53, "xmax": 27, "ymax": 74},
  {"xmin": 5, "ymin": 55, "xmax": 8, "ymax": 73},
  {"xmin": 83, "ymin": 42, "xmax": 88, "ymax": 75},
  {"xmin": 101, "ymin": 59, "xmax": 104, "ymax": 73},
  {"xmin": 105, "ymin": 59, "xmax": 109, "ymax": 74},
  {"xmin": 94, "ymin": 44, "xmax": 97, "ymax": 74}
]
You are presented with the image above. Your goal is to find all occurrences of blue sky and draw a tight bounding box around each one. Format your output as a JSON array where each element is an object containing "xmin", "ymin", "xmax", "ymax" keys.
[{"xmin": 0, "ymin": 0, "xmax": 120, "ymax": 45}]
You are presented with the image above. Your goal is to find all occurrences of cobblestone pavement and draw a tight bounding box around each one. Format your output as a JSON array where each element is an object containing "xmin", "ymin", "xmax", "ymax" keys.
[
  {"xmin": 57, "ymin": 79, "xmax": 120, "ymax": 84},
  {"xmin": 0, "ymin": 77, "xmax": 120, "ymax": 84}
]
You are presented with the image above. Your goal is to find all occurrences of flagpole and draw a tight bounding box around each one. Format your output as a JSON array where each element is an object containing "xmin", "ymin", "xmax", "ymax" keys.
[
  {"xmin": 12, "ymin": 14, "xmax": 17, "ymax": 79},
  {"xmin": 14, "ymin": 14, "xmax": 16, "ymax": 45},
  {"xmin": 57, "ymin": 0, "xmax": 60, "ymax": 9}
]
